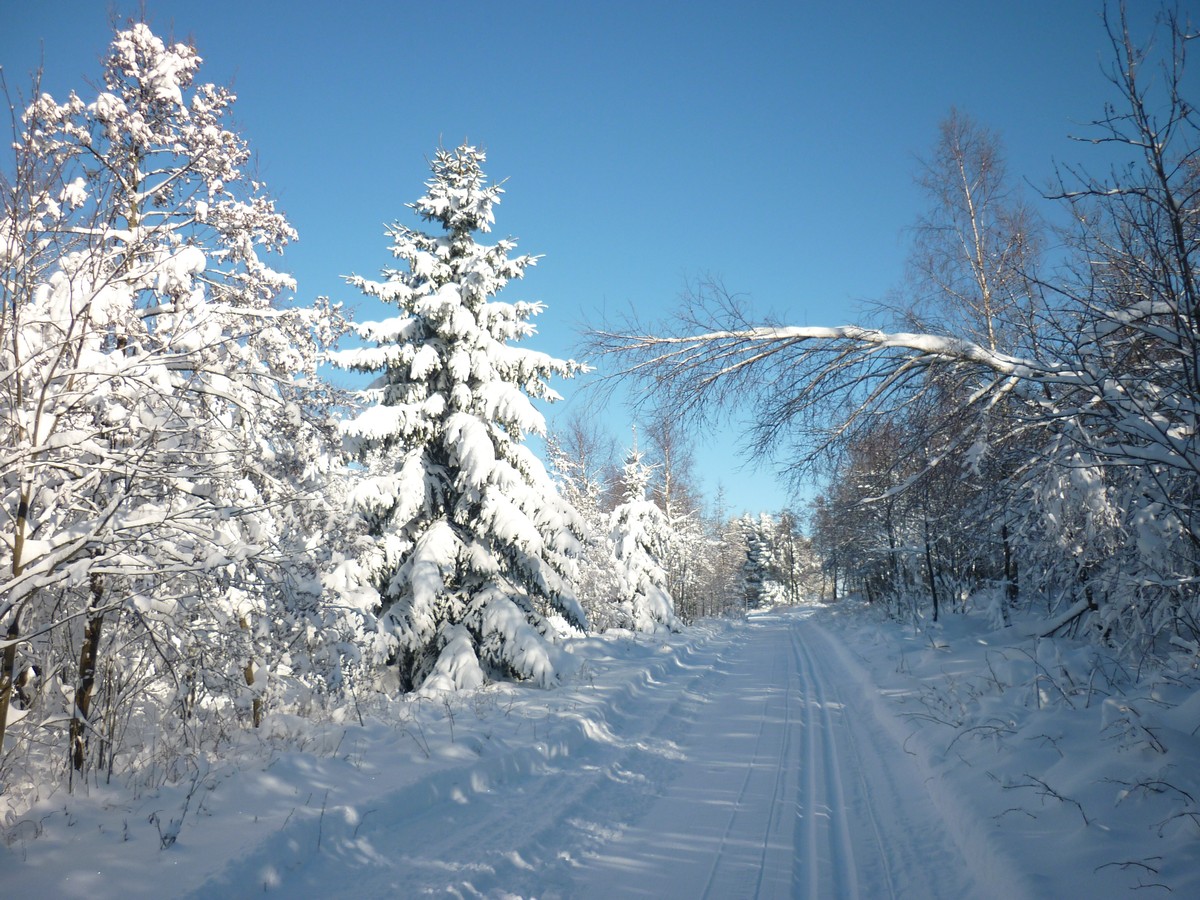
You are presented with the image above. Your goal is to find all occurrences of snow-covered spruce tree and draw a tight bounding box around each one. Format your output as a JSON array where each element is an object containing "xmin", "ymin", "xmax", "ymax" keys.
[
  {"xmin": 738, "ymin": 514, "xmax": 777, "ymax": 610},
  {"xmin": 0, "ymin": 23, "xmax": 350, "ymax": 775},
  {"xmin": 608, "ymin": 445, "xmax": 679, "ymax": 632},
  {"xmin": 331, "ymin": 145, "xmax": 587, "ymax": 693},
  {"xmin": 738, "ymin": 511, "xmax": 812, "ymax": 608}
]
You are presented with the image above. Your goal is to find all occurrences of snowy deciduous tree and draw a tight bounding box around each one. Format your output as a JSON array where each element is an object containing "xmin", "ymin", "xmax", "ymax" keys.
[
  {"xmin": 591, "ymin": 6, "xmax": 1200, "ymax": 660},
  {"xmin": 907, "ymin": 107, "xmax": 1041, "ymax": 356},
  {"xmin": 0, "ymin": 23, "xmax": 346, "ymax": 772},
  {"xmin": 702, "ymin": 493, "xmax": 753, "ymax": 619},
  {"xmin": 899, "ymin": 109, "xmax": 1045, "ymax": 624},
  {"xmin": 331, "ymin": 144, "xmax": 587, "ymax": 693},
  {"xmin": 640, "ymin": 417, "xmax": 711, "ymax": 621},
  {"xmin": 774, "ymin": 510, "xmax": 819, "ymax": 604},
  {"xmin": 547, "ymin": 433, "xmax": 626, "ymax": 633}
]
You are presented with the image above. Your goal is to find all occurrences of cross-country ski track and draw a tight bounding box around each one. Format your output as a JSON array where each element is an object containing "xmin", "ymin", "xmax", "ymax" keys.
[{"xmin": 180, "ymin": 608, "xmax": 1027, "ymax": 899}]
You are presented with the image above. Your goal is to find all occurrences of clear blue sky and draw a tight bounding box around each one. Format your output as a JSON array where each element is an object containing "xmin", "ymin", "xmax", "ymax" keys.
[{"xmin": 0, "ymin": 0, "xmax": 1175, "ymax": 515}]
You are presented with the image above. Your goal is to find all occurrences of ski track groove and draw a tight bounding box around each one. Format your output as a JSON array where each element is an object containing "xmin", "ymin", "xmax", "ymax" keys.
[
  {"xmin": 791, "ymin": 620, "xmax": 860, "ymax": 899},
  {"xmin": 799, "ymin": 617, "xmax": 1005, "ymax": 900},
  {"xmin": 837, "ymin": 668, "xmax": 900, "ymax": 900}
]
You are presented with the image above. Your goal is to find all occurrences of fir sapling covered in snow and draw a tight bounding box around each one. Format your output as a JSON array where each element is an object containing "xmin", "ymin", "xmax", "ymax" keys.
[
  {"xmin": 608, "ymin": 446, "xmax": 680, "ymax": 632},
  {"xmin": 331, "ymin": 144, "xmax": 589, "ymax": 693}
]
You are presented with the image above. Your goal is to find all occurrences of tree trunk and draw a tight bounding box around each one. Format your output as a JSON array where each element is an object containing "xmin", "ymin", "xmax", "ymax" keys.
[
  {"xmin": 886, "ymin": 503, "xmax": 900, "ymax": 615},
  {"xmin": 71, "ymin": 571, "xmax": 106, "ymax": 773},
  {"xmin": 924, "ymin": 512, "xmax": 940, "ymax": 623},
  {"xmin": 0, "ymin": 490, "xmax": 31, "ymax": 754},
  {"xmin": 240, "ymin": 614, "xmax": 262, "ymax": 728},
  {"xmin": 1001, "ymin": 520, "xmax": 1016, "ymax": 626},
  {"xmin": 0, "ymin": 618, "xmax": 20, "ymax": 755}
]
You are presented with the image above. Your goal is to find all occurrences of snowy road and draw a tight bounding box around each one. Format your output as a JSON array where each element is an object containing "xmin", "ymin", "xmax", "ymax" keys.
[
  {"xmin": 565, "ymin": 612, "xmax": 992, "ymax": 900},
  {"xmin": 187, "ymin": 610, "xmax": 1016, "ymax": 899}
]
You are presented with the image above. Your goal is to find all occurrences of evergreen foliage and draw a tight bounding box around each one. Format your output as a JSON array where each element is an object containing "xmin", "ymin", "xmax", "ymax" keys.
[
  {"xmin": 331, "ymin": 145, "xmax": 588, "ymax": 692},
  {"xmin": 607, "ymin": 447, "xmax": 679, "ymax": 632}
]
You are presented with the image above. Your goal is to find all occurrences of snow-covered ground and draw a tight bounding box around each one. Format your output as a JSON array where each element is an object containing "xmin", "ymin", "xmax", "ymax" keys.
[{"xmin": 4, "ymin": 603, "xmax": 1199, "ymax": 898}]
